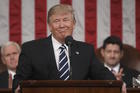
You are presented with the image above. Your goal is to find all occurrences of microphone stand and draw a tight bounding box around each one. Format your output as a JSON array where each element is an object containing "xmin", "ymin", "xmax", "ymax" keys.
[
  {"xmin": 65, "ymin": 36, "xmax": 73, "ymax": 80},
  {"xmin": 67, "ymin": 42, "xmax": 72, "ymax": 80}
]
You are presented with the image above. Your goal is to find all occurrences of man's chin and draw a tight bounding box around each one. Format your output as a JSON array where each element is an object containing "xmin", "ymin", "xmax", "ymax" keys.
[
  {"xmin": 111, "ymin": 63, "xmax": 118, "ymax": 67},
  {"xmin": 108, "ymin": 62, "xmax": 118, "ymax": 66}
]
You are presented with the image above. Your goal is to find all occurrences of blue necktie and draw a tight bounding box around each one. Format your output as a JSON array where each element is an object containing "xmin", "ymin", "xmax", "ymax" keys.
[{"xmin": 58, "ymin": 45, "xmax": 70, "ymax": 80}]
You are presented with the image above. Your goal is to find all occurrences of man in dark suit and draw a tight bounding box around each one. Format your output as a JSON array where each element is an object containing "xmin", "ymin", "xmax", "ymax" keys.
[
  {"xmin": 0, "ymin": 41, "xmax": 21, "ymax": 88},
  {"xmin": 100, "ymin": 36, "xmax": 140, "ymax": 87},
  {"xmin": 13, "ymin": 4, "xmax": 116, "ymax": 92}
]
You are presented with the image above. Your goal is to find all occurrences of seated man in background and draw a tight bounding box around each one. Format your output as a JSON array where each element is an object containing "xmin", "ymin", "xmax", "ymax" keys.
[
  {"xmin": 101, "ymin": 36, "xmax": 140, "ymax": 87},
  {"xmin": 0, "ymin": 41, "xmax": 21, "ymax": 88}
]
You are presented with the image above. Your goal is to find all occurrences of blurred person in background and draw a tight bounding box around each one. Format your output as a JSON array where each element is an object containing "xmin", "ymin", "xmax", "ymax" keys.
[
  {"xmin": 101, "ymin": 36, "xmax": 140, "ymax": 88},
  {"xmin": 0, "ymin": 41, "xmax": 21, "ymax": 88}
]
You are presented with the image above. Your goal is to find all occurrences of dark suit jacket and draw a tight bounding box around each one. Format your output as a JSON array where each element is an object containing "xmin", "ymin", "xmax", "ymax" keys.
[
  {"xmin": 13, "ymin": 35, "xmax": 116, "ymax": 91},
  {"xmin": 0, "ymin": 70, "xmax": 8, "ymax": 88},
  {"xmin": 120, "ymin": 64, "xmax": 140, "ymax": 87}
]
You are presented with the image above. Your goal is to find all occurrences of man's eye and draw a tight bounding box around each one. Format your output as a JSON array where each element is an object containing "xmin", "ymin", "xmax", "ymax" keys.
[
  {"xmin": 63, "ymin": 18, "xmax": 70, "ymax": 21},
  {"xmin": 5, "ymin": 54, "xmax": 10, "ymax": 57},
  {"xmin": 53, "ymin": 19, "xmax": 59, "ymax": 23},
  {"xmin": 114, "ymin": 51, "xmax": 120, "ymax": 54},
  {"xmin": 106, "ymin": 50, "xmax": 111, "ymax": 53},
  {"xmin": 13, "ymin": 52, "xmax": 18, "ymax": 55}
]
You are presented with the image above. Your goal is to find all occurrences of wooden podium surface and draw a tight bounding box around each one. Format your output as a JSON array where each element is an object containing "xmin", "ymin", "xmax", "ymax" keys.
[
  {"xmin": 0, "ymin": 89, "xmax": 12, "ymax": 93},
  {"xmin": 127, "ymin": 88, "xmax": 140, "ymax": 93},
  {"xmin": 20, "ymin": 80, "xmax": 122, "ymax": 93}
]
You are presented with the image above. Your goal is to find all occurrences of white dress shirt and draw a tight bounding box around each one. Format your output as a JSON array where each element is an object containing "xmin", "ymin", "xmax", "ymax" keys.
[
  {"xmin": 104, "ymin": 63, "xmax": 120, "ymax": 73},
  {"xmin": 8, "ymin": 69, "xmax": 16, "ymax": 80},
  {"xmin": 51, "ymin": 36, "xmax": 70, "ymax": 70}
]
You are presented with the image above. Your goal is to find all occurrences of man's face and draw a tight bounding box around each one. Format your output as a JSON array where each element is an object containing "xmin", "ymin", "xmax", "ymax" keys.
[
  {"xmin": 2, "ymin": 44, "xmax": 20, "ymax": 71},
  {"xmin": 101, "ymin": 44, "xmax": 123, "ymax": 67},
  {"xmin": 48, "ymin": 12, "xmax": 75, "ymax": 43}
]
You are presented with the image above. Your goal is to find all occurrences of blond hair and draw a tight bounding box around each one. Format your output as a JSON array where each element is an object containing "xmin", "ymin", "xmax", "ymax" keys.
[{"xmin": 47, "ymin": 4, "xmax": 76, "ymax": 23}]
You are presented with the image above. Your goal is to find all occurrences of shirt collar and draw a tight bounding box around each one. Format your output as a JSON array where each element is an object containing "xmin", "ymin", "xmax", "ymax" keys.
[
  {"xmin": 104, "ymin": 63, "xmax": 120, "ymax": 73},
  {"xmin": 8, "ymin": 69, "xmax": 16, "ymax": 79},
  {"xmin": 51, "ymin": 36, "xmax": 68, "ymax": 51}
]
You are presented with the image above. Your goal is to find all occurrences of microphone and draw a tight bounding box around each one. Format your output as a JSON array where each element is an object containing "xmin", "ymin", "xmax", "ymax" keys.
[
  {"xmin": 65, "ymin": 36, "xmax": 74, "ymax": 46},
  {"xmin": 65, "ymin": 36, "xmax": 73, "ymax": 80}
]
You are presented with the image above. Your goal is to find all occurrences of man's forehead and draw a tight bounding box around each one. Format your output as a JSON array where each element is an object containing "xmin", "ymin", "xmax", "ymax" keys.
[
  {"xmin": 105, "ymin": 44, "xmax": 121, "ymax": 50},
  {"xmin": 4, "ymin": 45, "xmax": 18, "ymax": 52},
  {"xmin": 51, "ymin": 12, "xmax": 72, "ymax": 17},
  {"xmin": 49, "ymin": 13, "xmax": 73, "ymax": 21}
]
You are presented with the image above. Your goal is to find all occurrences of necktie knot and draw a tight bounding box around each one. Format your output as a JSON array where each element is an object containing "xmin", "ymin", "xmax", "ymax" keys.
[
  {"xmin": 59, "ymin": 45, "xmax": 66, "ymax": 53},
  {"xmin": 59, "ymin": 44, "xmax": 66, "ymax": 50}
]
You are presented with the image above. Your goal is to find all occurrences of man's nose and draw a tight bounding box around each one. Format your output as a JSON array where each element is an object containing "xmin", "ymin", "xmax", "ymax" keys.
[
  {"xmin": 59, "ymin": 21, "xmax": 65, "ymax": 27},
  {"xmin": 10, "ymin": 54, "xmax": 15, "ymax": 60},
  {"xmin": 111, "ymin": 52, "xmax": 115, "ymax": 57}
]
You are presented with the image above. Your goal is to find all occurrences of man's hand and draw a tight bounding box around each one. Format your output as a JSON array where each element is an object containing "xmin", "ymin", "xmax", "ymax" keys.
[
  {"xmin": 112, "ymin": 68, "xmax": 127, "ymax": 93},
  {"xmin": 122, "ymin": 83, "xmax": 127, "ymax": 93},
  {"xmin": 112, "ymin": 68, "xmax": 124, "ymax": 80},
  {"xmin": 15, "ymin": 85, "xmax": 20, "ymax": 93}
]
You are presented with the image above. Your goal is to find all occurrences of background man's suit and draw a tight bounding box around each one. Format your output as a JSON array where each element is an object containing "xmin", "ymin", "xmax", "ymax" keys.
[
  {"xmin": 0, "ymin": 71, "xmax": 8, "ymax": 88},
  {"xmin": 13, "ymin": 35, "xmax": 116, "ymax": 90}
]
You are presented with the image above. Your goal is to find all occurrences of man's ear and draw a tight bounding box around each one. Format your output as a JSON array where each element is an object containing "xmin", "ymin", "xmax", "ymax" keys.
[
  {"xmin": 48, "ymin": 24, "xmax": 52, "ymax": 32},
  {"xmin": 101, "ymin": 48, "xmax": 105, "ymax": 57},
  {"xmin": 120, "ymin": 50, "xmax": 124, "ymax": 58},
  {"xmin": 1, "ymin": 57, "xmax": 6, "ymax": 65}
]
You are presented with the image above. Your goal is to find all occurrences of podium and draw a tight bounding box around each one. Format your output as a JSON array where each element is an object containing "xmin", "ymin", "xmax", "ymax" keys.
[
  {"xmin": 127, "ymin": 88, "xmax": 140, "ymax": 93},
  {"xmin": 20, "ymin": 80, "xmax": 122, "ymax": 93},
  {"xmin": 0, "ymin": 89, "xmax": 12, "ymax": 93}
]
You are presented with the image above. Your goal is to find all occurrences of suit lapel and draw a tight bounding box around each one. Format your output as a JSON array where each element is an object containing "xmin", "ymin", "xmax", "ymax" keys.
[{"xmin": 45, "ymin": 36, "xmax": 60, "ymax": 79}]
